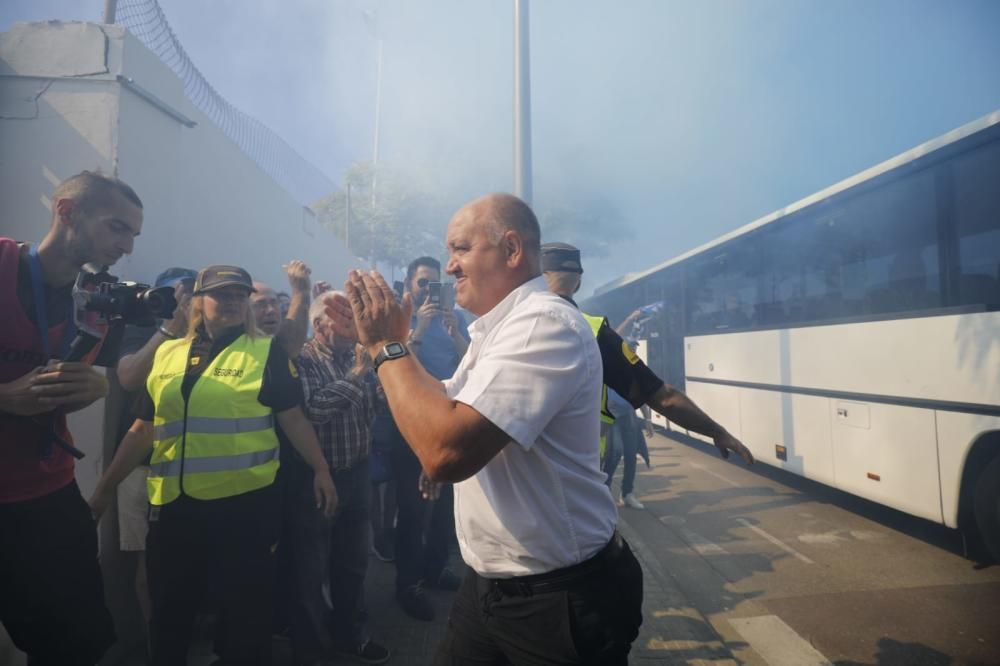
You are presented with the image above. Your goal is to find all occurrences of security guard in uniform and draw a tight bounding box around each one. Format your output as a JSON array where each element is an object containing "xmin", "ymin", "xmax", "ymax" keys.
[
  {"xmin": 90, "ymin": 265, "xmax": 337, "ymax": 666},
  {"xmin": 540, "ymin": 243, "xmax": 754, "ymax": 495}
]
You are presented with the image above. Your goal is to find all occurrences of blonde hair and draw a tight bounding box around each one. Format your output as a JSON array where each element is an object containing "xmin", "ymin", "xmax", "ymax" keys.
[{"xmin": 186, "ymin": 294, "xmax": 258, "ymax": 340}]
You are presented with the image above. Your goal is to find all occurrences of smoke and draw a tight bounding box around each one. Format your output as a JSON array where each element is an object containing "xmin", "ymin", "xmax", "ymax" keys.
[{"xmin": 4, "ymin": 0, "xmax": 1000, "ymax": 292}]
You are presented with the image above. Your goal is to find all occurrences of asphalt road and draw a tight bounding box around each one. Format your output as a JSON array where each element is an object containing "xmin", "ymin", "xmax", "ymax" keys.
[{"xmin": 617, "ymin": 429, "xmax": 1000, "ymax": 666}]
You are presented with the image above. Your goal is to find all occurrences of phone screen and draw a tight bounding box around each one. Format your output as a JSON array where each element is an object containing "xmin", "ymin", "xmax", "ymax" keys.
[
  {"xmin": 427, "ymin": 281, "xmax": 442, "ymax": 306},
  {"xmin": 440, "ymin": 283, "xmax": 455, "ymax": 311}
]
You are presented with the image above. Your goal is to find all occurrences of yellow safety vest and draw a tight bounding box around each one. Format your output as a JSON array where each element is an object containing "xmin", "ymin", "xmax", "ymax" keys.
[
  {"xmin": 582, "ymin": 313, "xmax": 615, "ymax": 458},
  {"xmin": 145, "ymin": 334, "xmax": 280, "ymax": 505}
]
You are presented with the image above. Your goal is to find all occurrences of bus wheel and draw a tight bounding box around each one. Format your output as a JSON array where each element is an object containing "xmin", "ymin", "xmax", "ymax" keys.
[{"xmin": 974, "ymin": 454, "xmax": 1000, "ymax": 562}]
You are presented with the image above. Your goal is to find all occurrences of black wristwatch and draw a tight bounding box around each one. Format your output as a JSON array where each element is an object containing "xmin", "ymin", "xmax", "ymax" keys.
[{"xmin": 373, "ymin": 341, "xmax": 409, "ymax": 373}]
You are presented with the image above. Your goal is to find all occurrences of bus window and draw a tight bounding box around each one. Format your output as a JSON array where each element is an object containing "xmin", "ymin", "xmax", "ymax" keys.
[
  {"xmin": 951, "ymin": 140, "xmax": 1000, "ymax": 308},
  {"xmin": 686, "ymin": 244, "xmax": 758, "ymax": 334}
]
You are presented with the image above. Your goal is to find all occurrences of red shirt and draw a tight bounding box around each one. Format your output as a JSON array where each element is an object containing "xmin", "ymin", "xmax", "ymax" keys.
[{"xmin": 0, "ymin": 237, "xmax": 100, "ymax": 503}]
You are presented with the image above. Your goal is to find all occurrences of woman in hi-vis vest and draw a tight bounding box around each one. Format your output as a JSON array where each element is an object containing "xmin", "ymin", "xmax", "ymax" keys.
[{"xmin": 90, "ymin": 265, "xmax": 337, "ymax": 666}]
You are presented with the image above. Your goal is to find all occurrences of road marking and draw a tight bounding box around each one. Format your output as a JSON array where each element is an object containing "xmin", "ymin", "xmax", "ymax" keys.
[
  {"xmin": 680, "ymin": 527, "xmax": 730, "ymax": 556},
  {"xmin": 735, "ymin": 518, "xmax": 815, "ymax": 564},
  {"xmin": 689, "ymin": 461, "xmax": 741, "ymax": 487},
  {"xmin": 657, "ymin": 515, "xmax": 730, "ymax": 555},
  {"xmin": 729, "ymin": 615, "xmax": 831, "ymax": 666}
]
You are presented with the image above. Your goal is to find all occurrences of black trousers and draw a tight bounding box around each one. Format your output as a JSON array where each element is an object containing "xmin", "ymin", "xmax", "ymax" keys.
[
  {"xmin": 146, "ymin": 485, "xmax": 279, "ymax": 666},
  {"xmin": 433, "ymin": 536, "xmax": 644, "ymax": 665},
  {"xmin": 0, "ymin": 481, "xmax": 115, "ymax": 666},
  {"xmin": 391, "ymin": 441, "xmax": 454, "ymax": 591}
]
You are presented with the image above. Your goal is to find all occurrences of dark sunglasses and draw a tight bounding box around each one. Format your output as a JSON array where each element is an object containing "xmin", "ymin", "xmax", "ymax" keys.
[{"xmin": 416, "ymin": 278, "xmax": 430, "ymax": 288}]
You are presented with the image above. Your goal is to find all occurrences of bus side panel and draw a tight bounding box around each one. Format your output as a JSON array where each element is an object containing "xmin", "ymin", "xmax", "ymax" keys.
[
  {"xmin": 935, "ymin": 411, "xmax": 1000, "ymax": 528},
  {"xmin": 683, "ymin": 380, "xmax": 742, "ymax": 445},
  {"xmin": 738, "ymin": 388, "xmax": 835, "ymax": 486},
  {"xmin": 832, "ymin": 402, "xmax": 942, "ymax": 523}
]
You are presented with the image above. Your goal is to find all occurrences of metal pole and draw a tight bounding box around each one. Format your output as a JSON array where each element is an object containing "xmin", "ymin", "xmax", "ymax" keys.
[
  {"xmin": 370, "ymin": 38, "xmax": 383, "ymax": 268},
  {"xmin": 513, "ymin": 0, "xmax": 533, "ymax": 205},
  {"xmin": 102, "ymin": 0, "xmax": 118, "ymax": 23}
]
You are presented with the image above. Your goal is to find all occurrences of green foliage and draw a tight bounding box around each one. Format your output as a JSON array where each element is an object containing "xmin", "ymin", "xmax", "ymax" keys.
[{"xmin": 312, "ymin": 162, "xmax": 450, "ymax": 270}]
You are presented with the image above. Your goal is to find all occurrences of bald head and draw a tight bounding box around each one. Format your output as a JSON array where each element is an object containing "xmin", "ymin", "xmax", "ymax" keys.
[{"xmin": 458, "ymin": 194, "xmax": 541, "ymax": 253}]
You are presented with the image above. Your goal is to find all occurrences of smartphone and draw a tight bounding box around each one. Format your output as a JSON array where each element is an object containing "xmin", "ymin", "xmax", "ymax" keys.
[
  {"xmin": 427, "ymin": 281, "xmax": 442, "ymax": 307},
  {"xmin": 440, "ymin": 282, "xmax": 455, "ymax": 311}
]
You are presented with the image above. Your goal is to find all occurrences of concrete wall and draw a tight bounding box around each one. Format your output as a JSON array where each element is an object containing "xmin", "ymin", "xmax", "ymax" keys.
[{"xmin": 0, "ymin": 22, "xmax": 356, "ymax": 664}]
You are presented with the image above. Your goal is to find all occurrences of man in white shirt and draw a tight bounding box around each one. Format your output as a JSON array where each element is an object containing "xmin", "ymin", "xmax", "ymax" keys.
[{"xmin": 343, "ymin": 193, "xmax": 643, "ymax": 664}]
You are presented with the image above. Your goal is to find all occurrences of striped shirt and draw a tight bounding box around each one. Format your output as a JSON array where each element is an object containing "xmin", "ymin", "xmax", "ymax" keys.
[{"xmin": 296, "ymin": 338, "xmax": 381, "ymax": 470}]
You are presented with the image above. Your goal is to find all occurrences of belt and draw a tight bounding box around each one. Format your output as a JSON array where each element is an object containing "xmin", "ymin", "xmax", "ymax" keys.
[{"xmin": 490, "ymin": 532, "xmax": 626, "ymax": 597}]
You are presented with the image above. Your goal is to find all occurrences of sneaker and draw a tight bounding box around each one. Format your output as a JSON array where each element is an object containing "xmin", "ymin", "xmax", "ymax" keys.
[
  {"xmin": 396, "ymin": 583, "xmax": 434, "ymax": 621},
  {"xmin": 622, "ymin": 493, "xmax": 645, "ymax": 509},
  {"xmin": 372, "ymin": 534, "xmax": 395, "ymax": 563},
  {"xmin": 425, "ymin": 567, "xmax": 462, "ymax": 591},
  {"xmin": 333, "ymin": 638, "xmax": 391, "ymax": 665}
]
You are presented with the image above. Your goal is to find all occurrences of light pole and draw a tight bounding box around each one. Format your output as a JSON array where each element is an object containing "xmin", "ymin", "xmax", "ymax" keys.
[
  {"xmin": 103, "ymin": 0, "xmax": 118, "ymax": 23},
  {"xmin": 513, "ymin": 0, "xmax": 533, "ymax": 206}
]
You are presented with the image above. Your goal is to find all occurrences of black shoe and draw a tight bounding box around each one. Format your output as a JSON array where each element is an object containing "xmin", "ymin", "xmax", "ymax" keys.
[
  {"xmin": 396, "ymin": 583, "xmax": 434, "ymax": 621},
  {"xmin": 425, "ymin": 567, "xmax": 462, "ymax": 591}
]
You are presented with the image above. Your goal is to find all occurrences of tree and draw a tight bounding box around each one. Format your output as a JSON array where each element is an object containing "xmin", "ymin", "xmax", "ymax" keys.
[{"xmin": 312, "ymin": 162, "xmax": 449, "ymax": 271}]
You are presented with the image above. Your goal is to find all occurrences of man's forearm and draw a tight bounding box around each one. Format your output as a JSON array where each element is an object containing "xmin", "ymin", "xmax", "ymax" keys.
[
  {"xmin": 96, "ymin": 422, "xmax": 153, "ymax": 494},
  {"xmin": 371, "ymin": 355, "xmax": 462, "ymax": 476},
  {"xmin": 117, "ymin": 330, "xmax": 171, "ymax": 391},
  {"xmin": 276, "ymin": 291, "xmax": 309, "ymax": 358},
  {"xmin": 648, "ymin": 384, "xmax": 726, "ymax": 438},
  {"xmin": 276, "ymin": 407, "xmax": 330, "ymax": 473}
]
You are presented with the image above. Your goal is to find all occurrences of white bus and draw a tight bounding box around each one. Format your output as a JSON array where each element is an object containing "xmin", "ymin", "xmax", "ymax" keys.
[{"xmin": 583, "ymin": 110, "xmax": 1000, "ymax": 560}]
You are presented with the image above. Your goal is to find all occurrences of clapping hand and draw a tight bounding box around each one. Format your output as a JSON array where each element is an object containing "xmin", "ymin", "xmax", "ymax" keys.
[{"xmin": 344, "ymin": 270, "xmax": 413, "ymax": 357}]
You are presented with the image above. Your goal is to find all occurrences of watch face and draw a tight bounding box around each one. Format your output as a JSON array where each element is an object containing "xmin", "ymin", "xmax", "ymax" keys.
[{"xmin": 385, "ymin": 342, "xmax": 407, "ymax": 357}]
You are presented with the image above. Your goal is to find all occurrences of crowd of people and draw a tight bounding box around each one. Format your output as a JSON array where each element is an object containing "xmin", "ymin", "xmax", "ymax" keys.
[{"xmin": 0, "ymin": 171, "xmax": 752, "ymax": 666}]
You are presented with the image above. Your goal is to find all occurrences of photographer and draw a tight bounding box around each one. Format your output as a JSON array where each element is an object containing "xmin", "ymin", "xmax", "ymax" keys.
[{"xmin": 0, "ymin": 171, "xmax": 144, "ymax": 666}]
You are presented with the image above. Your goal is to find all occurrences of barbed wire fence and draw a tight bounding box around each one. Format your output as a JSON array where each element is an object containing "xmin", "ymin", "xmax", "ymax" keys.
[{"xmin": 115, "ymin": 0, "xmax": 335, "ymax": 206}]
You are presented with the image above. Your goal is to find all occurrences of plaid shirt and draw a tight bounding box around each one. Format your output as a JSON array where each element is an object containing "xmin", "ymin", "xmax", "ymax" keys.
[{"xmin": 296, "ymin": 338, "xmax": 381, "ymax": 470}]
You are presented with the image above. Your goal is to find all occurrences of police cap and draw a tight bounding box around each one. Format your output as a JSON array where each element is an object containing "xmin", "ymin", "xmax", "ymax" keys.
[
  {"xmin": 540, "ymin": 242, "xmax": 583, "ymax": 274},
  {"xmin": 193, "ymin": 265, "xmax": 256, "ymax": 295}
]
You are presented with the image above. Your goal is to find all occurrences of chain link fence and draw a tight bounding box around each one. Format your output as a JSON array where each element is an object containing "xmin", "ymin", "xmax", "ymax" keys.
[{"xmin": 116, "ymin": 0, "xmax": 335, "ymax": 205}]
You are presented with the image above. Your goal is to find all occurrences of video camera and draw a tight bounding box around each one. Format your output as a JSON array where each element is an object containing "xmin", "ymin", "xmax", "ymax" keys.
[
  {"xmin": 78, "ymin": 280, "xmax": 177, "ymax": 327},
  {"xmin": 37, "ymin": 274, "xmax": 178, "ymax": 460},
  {"xmin": 65, "ymin": 273, "xmax": 177, "ymax": 363}
]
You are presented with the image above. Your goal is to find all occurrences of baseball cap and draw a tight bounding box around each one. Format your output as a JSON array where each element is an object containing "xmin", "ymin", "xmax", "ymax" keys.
[
  {"xmin": 540, "ymin": 242, "xmax": 583, "ymax": 274},
  {"xmin": 154, "ymin": 267, "xmax": 197, "ymax": 289},
  {"xmin": 193, "ymin": 265, "xmax": 256, "ymax": 294}
]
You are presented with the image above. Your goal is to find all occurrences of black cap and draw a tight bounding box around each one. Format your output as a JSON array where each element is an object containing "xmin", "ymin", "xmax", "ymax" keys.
[
  {"xmin": 154, "ymin": 267, "xmax": 197, "ymax": 289},
  {"xmin": 541, "ymin": 242, "xmax": 583, "ymax": 274},
  {"xmin": 193, "ymin": 265, "xmax": 256, "ymax": 295}
]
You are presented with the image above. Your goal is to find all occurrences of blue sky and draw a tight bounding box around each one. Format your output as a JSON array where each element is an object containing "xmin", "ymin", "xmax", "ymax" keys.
[{"xmin": 3, "ymin": 0, "xmax": 999, "ymax": 292}]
